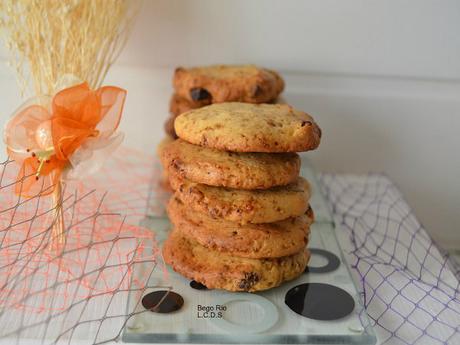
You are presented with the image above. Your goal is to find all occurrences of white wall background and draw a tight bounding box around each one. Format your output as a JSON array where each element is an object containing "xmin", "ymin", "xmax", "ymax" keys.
[
  {"xmin": 117, "ymin": 0, "xmax": 460, "ymax": 79},
  {"xmin": 0, "ymin": 0, "xmax": 459, "ymax": 248}
]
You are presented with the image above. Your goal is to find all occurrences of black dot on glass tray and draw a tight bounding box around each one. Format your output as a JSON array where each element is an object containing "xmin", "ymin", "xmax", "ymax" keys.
[
  {"xmin": 190, "ymin": 280, "xmax": 208, "ymax": 290},
  {"xmin": 305, "ymin": 248, "xmax": 341, "ymax": 274},
  {"xmin": 142, "ymin": 290, "xmax": 184, "ymax": 313},
  {"xmin": 285, "ymin": 283, "xmax": 355, "ymax": 321}
]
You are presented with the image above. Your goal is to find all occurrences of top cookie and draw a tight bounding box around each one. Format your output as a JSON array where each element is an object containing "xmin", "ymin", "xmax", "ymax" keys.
[
  {"xmin": 175, "ymin": 103, "xmax": 322, "ymax": 153},
  {"xmin": 173, "ymin": 65, "xmax": 284, "ymax": 104}
]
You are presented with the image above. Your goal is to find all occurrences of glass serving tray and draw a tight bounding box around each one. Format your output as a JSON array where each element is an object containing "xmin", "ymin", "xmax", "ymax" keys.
[{"xmin": 122, "ymin": 158, "xmax": 377, "ymax": 344}]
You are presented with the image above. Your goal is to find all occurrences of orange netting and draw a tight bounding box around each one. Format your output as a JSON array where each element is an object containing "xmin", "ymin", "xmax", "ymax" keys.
[{"xmin": 0, "ymin": 147, "xmax": 166, "ymax": 343}]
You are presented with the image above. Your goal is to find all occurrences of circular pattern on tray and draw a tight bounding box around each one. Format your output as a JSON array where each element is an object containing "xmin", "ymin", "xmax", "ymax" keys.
[
  {"xmin": 304, "ymin": 248, "xmax": 341, "ymax": 274},
  {"xmin": 190, "ymin": 280, "xmax": 208, "ymax": 290},
  {"xmin": 285, "ymin": 283, "xmax": 355, "ymax": 320},
  {"xmin": 211, "ymin": 293, "xmax": 279, "ymax": 334},
  {"xmin": 142, "ymin": 290, "xmax": 184, "ymax": 313}
]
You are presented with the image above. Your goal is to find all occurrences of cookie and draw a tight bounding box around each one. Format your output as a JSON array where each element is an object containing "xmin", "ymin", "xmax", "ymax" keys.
[
  {"xmin": 168, "ymin": 196, "xmax": 312, "ymax": 258},
  {"xmin": 156, "ymin": 136, "xmax": 175, "ymax": 191},
  {"xmin": 163, "ymin": 230, "xmax": 309, "ymax": 292},
  {"xmin": 170, "ymin": 93, "xmax": 285, "ymax": 117},
  {"xmin": 175, "ymin": 103, "xmax": 321, "ymax": 153},
  {"xmin": 161, "ymin": 139, "xmax": 300, "ymax": 189},
  {"xmin": 170, "ymin": 174, "xmax": 311, "ymax": 224},
  {"xmin": 169, "ymin": 93, "xmax": 210, "ymax": 117},
  {"xmin": 156, "ymin": 136, "xmax": 174, "ymax": 157},
  {"xmin": 164, "ymin": 115, "xmax": 178, "ymax": 138},
  {"xmin": 167, "ymin": 93, "xmax": 211, "ymax": 137},
  {"xmin": 173, "ymin": 65, "xmax": 284, "ymax": 104}
]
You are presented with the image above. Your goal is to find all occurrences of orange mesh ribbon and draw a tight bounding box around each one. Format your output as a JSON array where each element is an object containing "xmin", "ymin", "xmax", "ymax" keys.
[{"xmin": 4, "ymin": 82, "xmax": 126, "ymax": 197}]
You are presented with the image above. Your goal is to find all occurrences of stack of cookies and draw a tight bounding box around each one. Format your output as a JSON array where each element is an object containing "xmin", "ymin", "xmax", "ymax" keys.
[
  {"xmin": 161, "ymin": 102, "xmax": 322, "ymax": 292},
  {"xmin": 164, "ymin": 64, "xmax": 285, "ymax": 139},
  {"xmin": 159, "ymin": 64, "xmax": 285, "ymax": 191}
]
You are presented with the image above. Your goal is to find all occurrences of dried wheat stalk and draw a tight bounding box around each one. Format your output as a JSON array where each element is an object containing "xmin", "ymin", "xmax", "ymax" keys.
[{"xmin": 0, "ymin": 0, "xmax": 138, "ymax": 96}]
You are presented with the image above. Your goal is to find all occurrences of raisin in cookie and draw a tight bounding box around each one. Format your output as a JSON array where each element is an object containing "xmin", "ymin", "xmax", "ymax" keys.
[{"xmin": 169, "ymin": 93, "xmax": 210, "ymax": 117}]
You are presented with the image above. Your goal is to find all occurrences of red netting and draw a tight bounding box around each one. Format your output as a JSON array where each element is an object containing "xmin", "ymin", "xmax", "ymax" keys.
[{"xmin": 0, "ymin": 148, "xmax": 166, "ymax": 344}]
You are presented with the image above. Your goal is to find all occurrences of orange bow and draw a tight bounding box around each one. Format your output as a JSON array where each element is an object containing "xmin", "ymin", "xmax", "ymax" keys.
[{"xmin": 4, "ymin": 82, "xmax": 126, "ymax": 197}]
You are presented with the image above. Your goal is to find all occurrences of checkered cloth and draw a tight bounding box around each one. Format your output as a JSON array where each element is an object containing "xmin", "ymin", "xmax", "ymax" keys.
[{"xmin": 319, "ymin": 174, "xmax": 460, "ymax": 345}]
